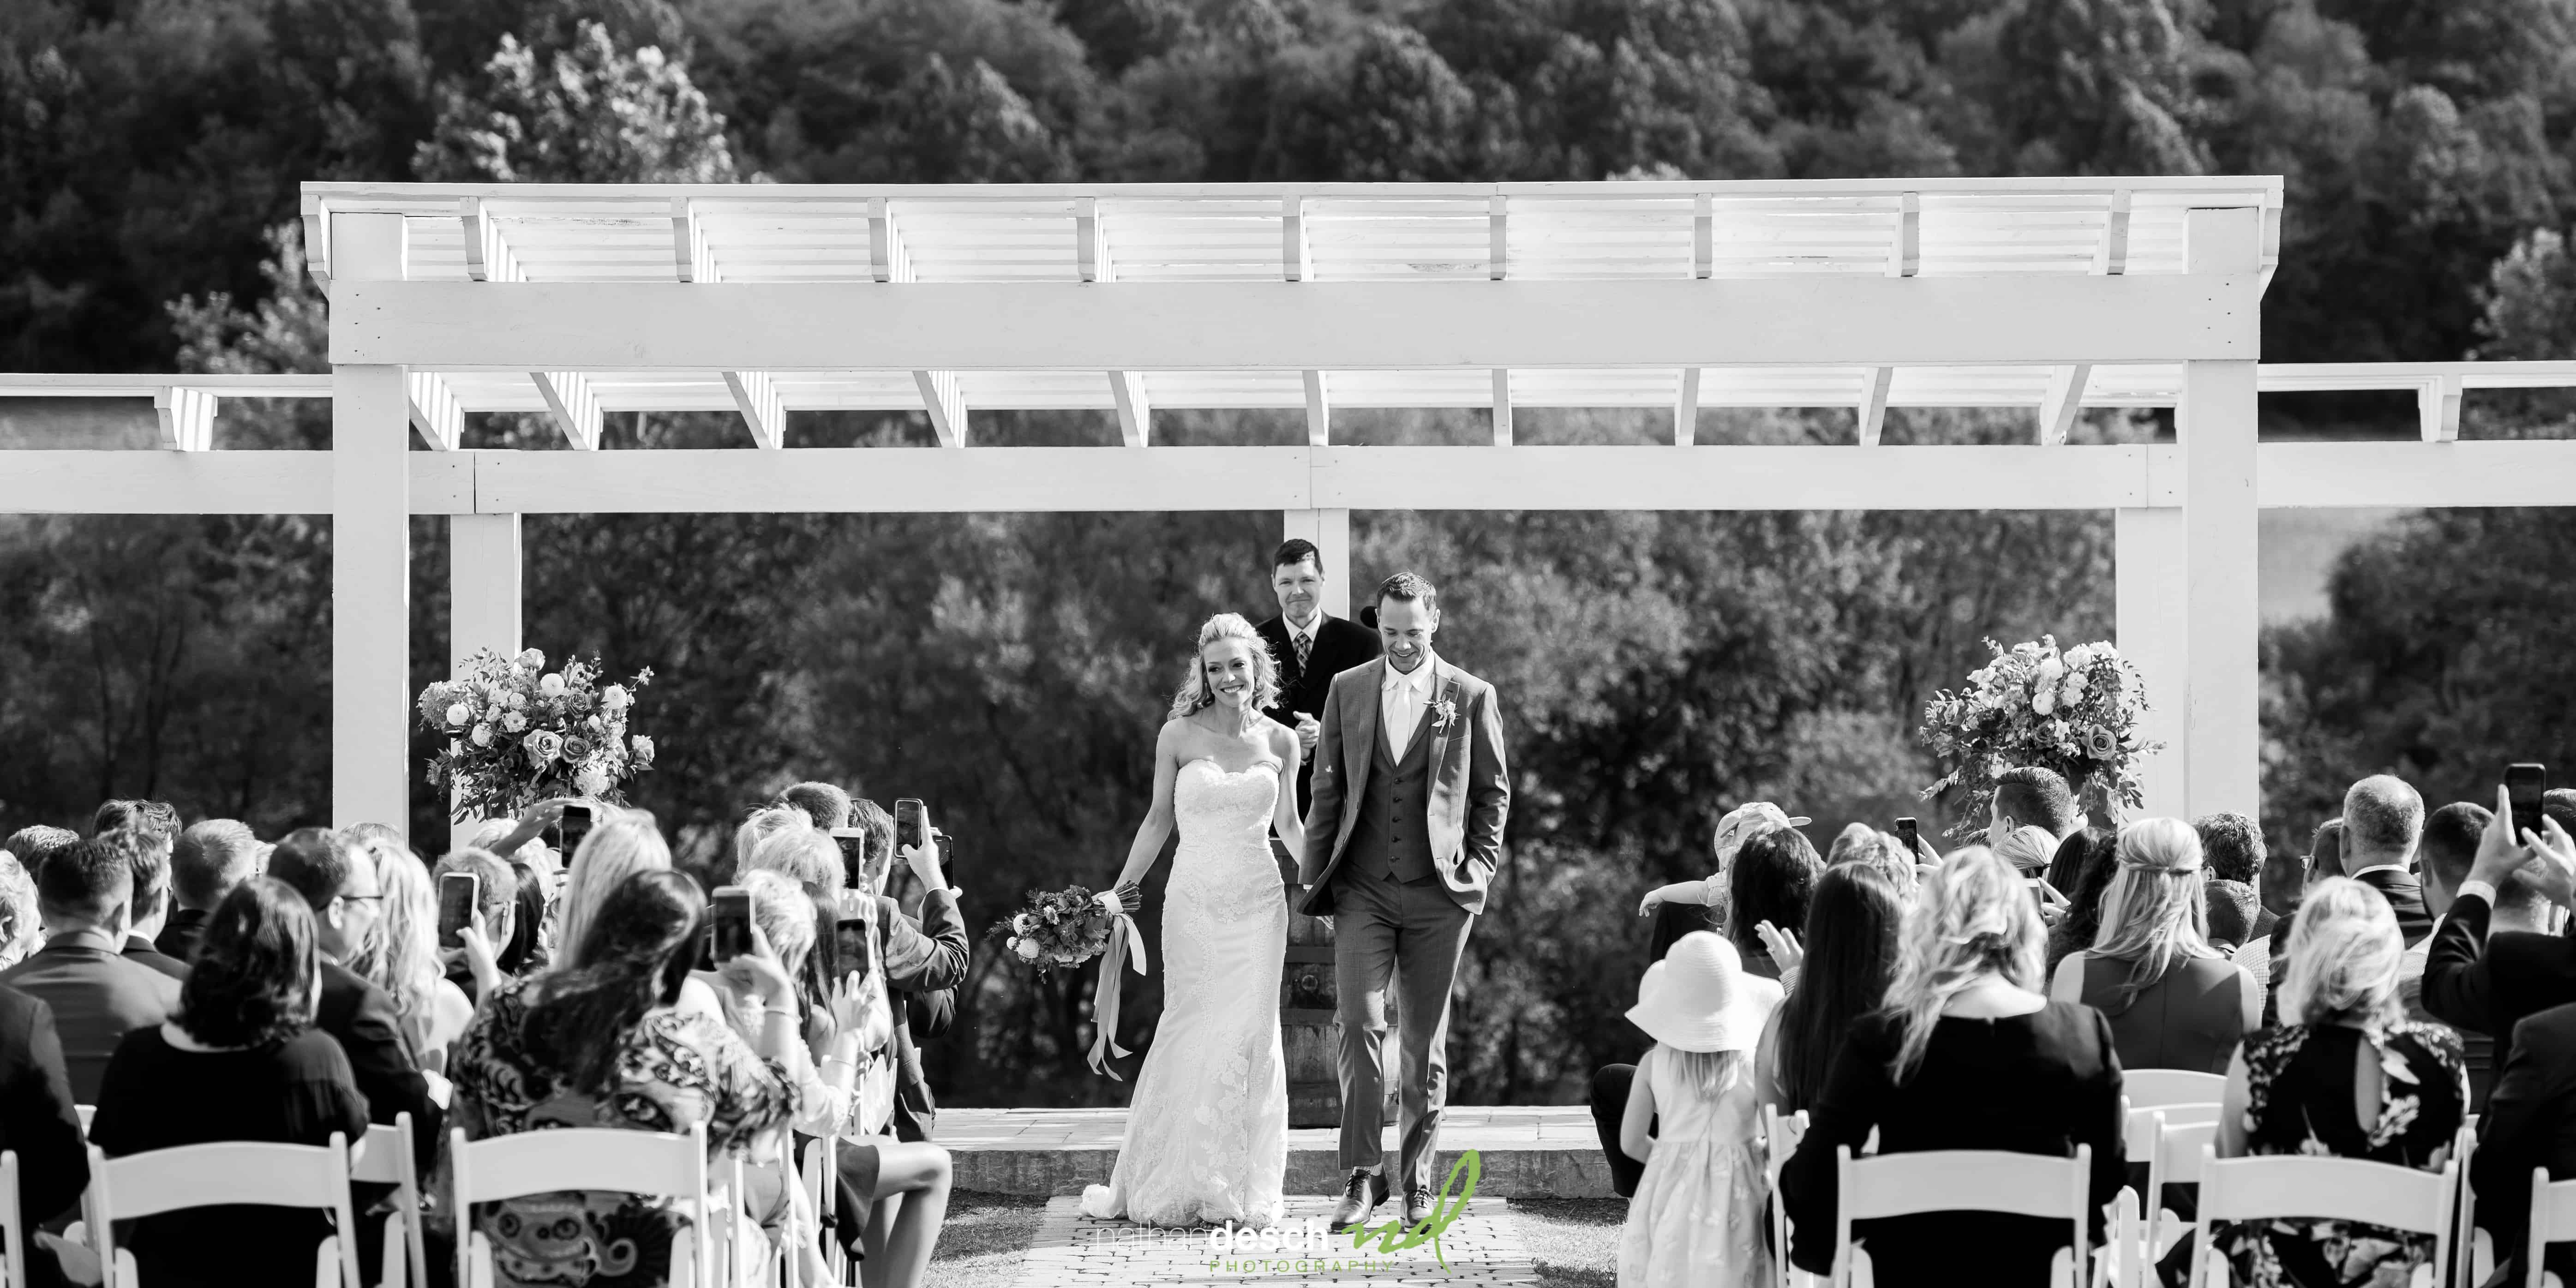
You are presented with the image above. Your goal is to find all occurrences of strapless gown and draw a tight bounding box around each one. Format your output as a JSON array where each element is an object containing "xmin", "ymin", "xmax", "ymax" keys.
[{"xmin": 1080, "ymin": 756, "xmax": 1291, "ymax": 1227}]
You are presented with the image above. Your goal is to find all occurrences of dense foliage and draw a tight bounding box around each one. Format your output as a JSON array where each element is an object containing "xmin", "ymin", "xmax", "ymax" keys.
[{"xmin": 7, "ymin": 0, "xmax": 2576, "ymax": 1101}]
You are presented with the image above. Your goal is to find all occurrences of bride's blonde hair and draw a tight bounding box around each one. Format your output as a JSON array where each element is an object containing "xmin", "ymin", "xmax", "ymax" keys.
[{"xmin": 1168, "ymin": 613, "xmax": 1282, "ymax": 720}]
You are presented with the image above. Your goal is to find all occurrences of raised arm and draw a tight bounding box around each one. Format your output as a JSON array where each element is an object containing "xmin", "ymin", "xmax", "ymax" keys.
[
  {"xmin": 1270, "ymin": 723, "xmax": 1307, "ymax": 860},
  {"xmin": 1113, "ymin": 720, "xmax": 1185, "ymax": 892}
]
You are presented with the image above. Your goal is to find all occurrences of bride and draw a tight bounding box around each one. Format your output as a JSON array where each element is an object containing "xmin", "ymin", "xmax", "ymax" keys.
[{"xmin": 1080, "ymin": 612, "xmax": 1303, "ymax": 1228}]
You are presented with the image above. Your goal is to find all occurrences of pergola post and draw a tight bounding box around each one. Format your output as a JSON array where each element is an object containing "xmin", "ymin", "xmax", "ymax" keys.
[
  {"xmin": 2180, "ymin": 207, "xmax": 2266, "ymax": 820},
  {"xmin": 449, "ymin": 509, "xmax": 522, "ymax": 854},
  {"xmin": 2115, "ymin": 507, "xmax": 2187, "ymax": 819},
  {"xmin": 1280, "ymin": 509, "xmax": 1352, "ymax": 620},
  {"xmin": 329, "ymin": 211, "xmax": 413, "ymax": 835}
]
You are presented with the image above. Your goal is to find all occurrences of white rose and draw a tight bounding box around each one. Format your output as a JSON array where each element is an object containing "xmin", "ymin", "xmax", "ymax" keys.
[
  {"xmin": 502, "ymin": 711, "xmax": 528, "ymax": 734},
  {"xmin": 2060, "ymin": 672, "xmax": 2088, "ymax": 706},
  {"xmin": 518, "ymin": 648, "xmax": 545, "ymax": 670},
  {"xmin": 471, "ymin": 723, "xmax": 494, "ymax": 747},
  {"xmin": 540, "ymin": 673, "xmax": 567, "ymax": 697},
  {"xmin": 575, "ymin": 764, "xmax": 611, "ymax": 797},
  {"xmin": 2064, "ymin": 644, "xmax": 2096, "ymax": 670},
  {"xmin": 630, "ymin": 735, "xmax": 655, "ymax": 764},
  {"xmin": 445, "ymin": 702, "xmax": 472, "ymax": 727},
  {"xmin": 505, "ymin": 691, "xmax": 527, "ymax": 710},
  {"xmin": 1013, "ymin": 937, "xmax": 1041, "ymax": 961},
  {"xmin": 2034, "ymin": 658, "xmax": 2065, "ymax": 687},
  {"xmin": 1013, "ymin": 913, "xmax": 1037, "ymax": 935},
  {"xmin": 601, "ymin": 685, "xmax": 630, "ymax": 713},
  {"xmin": 2032, "ymin": 690, "xmax": 2057, "ymax": 716}
]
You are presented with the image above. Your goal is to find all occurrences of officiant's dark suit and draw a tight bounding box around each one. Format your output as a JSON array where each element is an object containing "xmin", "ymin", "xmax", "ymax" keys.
[{"xmin": 1255, "ymin": 611, "xmax": 1379, "ymax": 811}]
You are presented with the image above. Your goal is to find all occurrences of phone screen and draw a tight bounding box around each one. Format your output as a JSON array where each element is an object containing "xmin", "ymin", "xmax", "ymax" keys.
[
  {"xmin": 935, "ymin": 829, "xmax": 955, "ymax": 876},
  {"xmin": 1895, "ymin": 817, "xmax": 1921, "ymax": 857},
  {"xmin": 437, "ymin": 872, "xmax": 479, "ymax": 949},
  {"xmin": 895, "ymin": 798, "xmax": 926, "ymax": 852},
  {"xmin": 2510, "ymin": 763, "xmax": 2548, "ymax": 841},
  {"xmin": 834, "ymin": 917, "xmax": 874, "ymax": 973},
  {"xmin": 557, "ymin": 802, "xmax": 593, "ymax": 858},
  {"xmin": 711, "ymin": 887, "xmax": 753, "ymax": 964},
  {"xmin": 830, "ymin": 828, "xmax": 868, "ymax": 888}
]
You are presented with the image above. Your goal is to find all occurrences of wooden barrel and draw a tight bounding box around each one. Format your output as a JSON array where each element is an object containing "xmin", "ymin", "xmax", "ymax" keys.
[{"xmin": 1278, "ymin": 842, "xmax": 1402, "ymax": 1129}]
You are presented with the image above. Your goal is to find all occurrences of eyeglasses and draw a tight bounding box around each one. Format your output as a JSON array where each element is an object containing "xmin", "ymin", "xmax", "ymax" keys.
[{"xmin": 335, "ymin": 893, "xmax": 386, "ymax": 907}]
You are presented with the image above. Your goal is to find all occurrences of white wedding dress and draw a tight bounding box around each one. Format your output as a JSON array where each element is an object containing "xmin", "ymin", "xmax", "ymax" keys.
[{"xmin": 1080, "ymin": 756, "xmax": 1291, "ymax": 1227}]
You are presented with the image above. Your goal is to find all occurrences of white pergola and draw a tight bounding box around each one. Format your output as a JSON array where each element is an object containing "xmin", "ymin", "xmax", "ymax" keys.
[{"xmin": 12, "ymin": 176, "xmax": 2574, "ymax": 843}]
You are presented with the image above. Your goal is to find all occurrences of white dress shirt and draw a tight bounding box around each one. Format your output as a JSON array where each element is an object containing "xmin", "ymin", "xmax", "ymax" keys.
[{"xmin": 1382, "ymin": 654, "xmax": 1438, "ymax": 758}]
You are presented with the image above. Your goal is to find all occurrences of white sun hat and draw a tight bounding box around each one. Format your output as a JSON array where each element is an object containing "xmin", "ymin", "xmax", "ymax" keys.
[
  {"xmin": 1711, "ymin": 802, "xmax": 1811, "ymax": 868},
  {"xmin": 1624, "ymin": 931, "xmax": 1784, "ymax": 1054}
]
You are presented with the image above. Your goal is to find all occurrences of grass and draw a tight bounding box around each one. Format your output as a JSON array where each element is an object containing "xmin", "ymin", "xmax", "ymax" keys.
[
  {"xmin": 1510, "ymin": 1197, "xmax": 1625, "ymax": 1288},
  {"xmin": 925, "ymin": 1190, "xmax": 1052, "ymax": 1288}
]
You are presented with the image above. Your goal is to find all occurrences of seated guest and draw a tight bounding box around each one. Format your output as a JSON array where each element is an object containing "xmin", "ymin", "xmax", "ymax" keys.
[
  {"xmin": 1753, "ymin": 864, "xmax": 1903, "ymax": 1115},
  {"xmin": 2, "ymin": 826, "xmax": 77, "ymax": 869},
  {"xmin": 778, "ymin": 780, "xmax": 854, "ymax": 833},
  {"xmin": 264, "ymin": 828, "xmax": 442, "ymax": 1180},
  {"xmin": 0, "ymin": 982, "xmax": 87, "ymax": 1261},
  {"xmin": 498, "ymin": 858, "xmax": 551, "ymax": 977},
  {"xmin": 2204, "ymin": 880, "xmax": 2258, "ymax": 953},
  {"xmin": 2342, "ymin": 776, "xmax": 2432, "ymax": 946},
  {"xmin": 1993, "ymin": 824, "xmax": 2059, "ymax": 881},
  {"xmin": 0, "ymin": 836, "xmax": 180, "ymax": 1101},
  {"xmin": 2411, "ymin": 801, "xmax": 2514, "ymax": 1109},
  {"xmin": 90, "ymin": 799, "xmax": 178, "ymax": 844},
  {"xmin": 2469, "ymin": 997, "xmax": 2576, "ymax": 1286},
  {"xmin": 100, "ymin": 829, "xmax": 187, "ymax": 981},
  {"xmin": 431, "ymin": 847, "xmax": 519, "ymax": 1000},
  {"xmin": 2237, "ymin": 821, "xmax": 2318, "ymax": 1024},
  {"xmin": 2050, "ymin": 819, "xmax": 2258, "ymax": 1074},
  {"xmin": 2304, "ymin": 816, "xmax": 2347, "ymax": 883},
  {"xmin": 2213, "ymin": 877, "xmax": 2466, "ymax": 1286},
  {"xmin": 0, "ymin": 854, "xmax": 38, "ymax": 969},
  {"xmin": 2040, "ymin": 829, "xmax": 2116, "ymax": 973},
  {"xmin": 2195, "ymin": 811, "xmax": 2273, "ymax": 941},
  {"xmin": 345, "ymin": 837, "xmax": 474, "ymax": 1076},
  {"xmin": 450, "ymin": 871, "xmax": 797, "ymax": 1288},
  {"xmin": 1826, "ymin": 824, "xmax": 1918, "ymax": 897},
  {"xmin": 1634, "ymin": 803, "xmax": 1810, "ymax": 961},
  {"xmin": 1727, "ymin": 828, "xmax": 1820, "ymax": 982},
  {"xmin": 1989, "ymin": 766, "xmax": 2085, "ymax": 851},
  {"xmin": 2424, "ymin": 788, "xmax": 2576, "ymax": 1070},
  {"xmin": 87, "ymin": 879, "xmax": 370, "ymax": 1288},
  {"xmin": 1779, "ymin": 848, "xmax": 2124, "ymax": 1286},
  {"xmin": 162, "ymin": 820, "xmax": 258, "ymax": 961},
  {"xmin": 739, "ymin": 815, "xmax": 845, "ymax": 904},
  {"xmin": 730, "ymin": 805, "xmax": 811, "ymax": 887}
]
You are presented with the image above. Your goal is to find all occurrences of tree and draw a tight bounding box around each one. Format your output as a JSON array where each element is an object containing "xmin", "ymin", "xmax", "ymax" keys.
[{"xmin": 414, "ymin": 19, "xmax": 738, "ymax": 183}]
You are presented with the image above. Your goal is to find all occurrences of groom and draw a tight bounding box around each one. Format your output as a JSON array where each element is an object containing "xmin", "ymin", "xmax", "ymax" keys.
[{"xmin": 1298, "ymin": 571, "xmax": 1510, "ymax": 1230}]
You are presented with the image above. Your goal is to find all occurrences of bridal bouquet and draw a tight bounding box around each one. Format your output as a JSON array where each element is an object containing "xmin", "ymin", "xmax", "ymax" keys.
[
  {"xmin": 1919, "ymin": 635, "xmax": 2159, "ymax": 840},
  {"xmin": 417, "ymin": 647, "xmax": 656, "ymax": 821},
  {"xmin": 991, "ymin": 885, "xmax": 1121, "ymax": 972}
]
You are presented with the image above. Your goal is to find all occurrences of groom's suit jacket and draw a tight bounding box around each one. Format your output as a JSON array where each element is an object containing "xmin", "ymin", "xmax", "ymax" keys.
[{"xmin": 1296, "ymin": 656, "xmax": 1510, "ymax": 917}]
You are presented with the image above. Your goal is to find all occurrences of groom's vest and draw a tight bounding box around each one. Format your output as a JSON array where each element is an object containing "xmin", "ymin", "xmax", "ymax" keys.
[{"xmin": 1344, "ymin": 700, "xmax": 1439, "ymax": 884}]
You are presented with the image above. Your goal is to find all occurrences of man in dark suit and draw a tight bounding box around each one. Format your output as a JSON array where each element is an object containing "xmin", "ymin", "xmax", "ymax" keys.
[
  {"xmin": 2473, "ymin": 999, "xmax": 2576, "ymax": 1285},
  {"xmin": 159, "ymin": 819, "xmax": 258, "ymax": 962},
  {"xmin": 1254, "ymin": 538, "xmax": 1381, "ymax": 815},
  {"xmin": 0, "ymin": 983, "xmax": 89, "ymax": 1262},
  {"xmin": 2425, "ymin": 787, "xmax": 2576, "ymax": 1070},
  {"xmin": 265, "ymin": 829, "xmax": 443, "ymax": 1181},
  {"xmin": 0, "ymin": 837, "xmax": 180, "ymax": 1102},
  {"xmin": 2342, "ymin": 775, "xmax": 2433, "ymax": 947},
  {"xmin": 91, "ymin": 830, "xmax": 188, "ymax": 982}
]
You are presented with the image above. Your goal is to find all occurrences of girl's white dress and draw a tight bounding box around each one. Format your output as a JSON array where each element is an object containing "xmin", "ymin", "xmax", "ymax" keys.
[{"xmin": 1616, "ymin": 1044, "xmax": 1772, "ymax": 1288}]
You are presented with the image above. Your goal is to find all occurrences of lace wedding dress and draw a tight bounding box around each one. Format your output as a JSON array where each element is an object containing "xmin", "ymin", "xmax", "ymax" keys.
[{"xmin": 1080, "ymin": 757, "xmax": 1291, "ymax": 1227}]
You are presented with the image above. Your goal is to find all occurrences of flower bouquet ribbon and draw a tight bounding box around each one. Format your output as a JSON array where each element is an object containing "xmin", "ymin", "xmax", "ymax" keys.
[{"xmin": 1085, "ymin": 888, "xmax": 1152, "ymax": 1079}]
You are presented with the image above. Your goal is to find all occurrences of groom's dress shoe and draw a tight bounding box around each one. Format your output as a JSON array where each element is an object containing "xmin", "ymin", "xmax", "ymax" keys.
[
  {"xmin": 1330, "ymin": 1169, "xmax": 1390, "ymax": 1230},
  {"xmin": 1404, "ymin": 1187, "xmax": 1434, "ymax": 1225}
]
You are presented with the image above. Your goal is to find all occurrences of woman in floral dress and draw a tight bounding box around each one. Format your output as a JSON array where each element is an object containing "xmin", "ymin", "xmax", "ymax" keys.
[{"xmin": 2214, "ymin": 877, "xmax": 2467, "ymax": 1288}]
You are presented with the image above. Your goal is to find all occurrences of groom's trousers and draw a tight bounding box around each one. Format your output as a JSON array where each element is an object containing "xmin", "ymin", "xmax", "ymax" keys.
[{"xmin": 1331, "ymin": 869, "xmax": 1476, "ymax": 1196}]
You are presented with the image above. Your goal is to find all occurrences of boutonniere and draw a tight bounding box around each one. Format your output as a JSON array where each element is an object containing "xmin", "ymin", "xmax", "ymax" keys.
[{"xmin": 1429, "ymin": 697, "xmax": 1460, "ymax": 732}]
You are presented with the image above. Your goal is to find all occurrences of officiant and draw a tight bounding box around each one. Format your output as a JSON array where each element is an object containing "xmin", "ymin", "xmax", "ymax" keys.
[{"xmin": 1255, "ymin": 539, "xmax": 1380, "ymax": 814}]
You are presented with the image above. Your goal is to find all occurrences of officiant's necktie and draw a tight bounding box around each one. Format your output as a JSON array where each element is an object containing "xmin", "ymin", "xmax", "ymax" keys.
[{"xmin": 1294, "ymin": 630, "xmax": 1312, "ymax": 673}]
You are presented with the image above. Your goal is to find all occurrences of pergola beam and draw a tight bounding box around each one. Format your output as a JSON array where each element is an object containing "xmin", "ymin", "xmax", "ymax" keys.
[
  {"xmin": 1857, "ymin": 367, "xmax": 1894, "ymax": 446},
  {"xmin": 1302, "ymin": 370, "xmax": 1330, "ymax": 446},
  {"xmin": 1109, "ymin": 371, "xmax": 1150, "ymax": 447},
  {"xmin": 2037, "ymin": 364, "xmax": 2092, "ymax": 445},
  {"xmin": 2419, "ymin": 373, "xmax": 2464, "ymax": 442},
  {"xmin": 1674, "ymin": 368, "xmax": 1700, "ymax": 447},
  {"xmin": 532, "ymin": 371, "xmax": 602, "ymax": 450},
  {"xmin": 153, "ymin": 387, "xmax": 215, "ymax": 451},
  {"xmin": 916, "ymin": 370, "xmax": 968, "ymax": 447},
  {"xmin": 671, "ymin": 199, "xmax": 782, "ymax": 449},
  {"xmin": 408, "ymin": 371, "xmax": 463, "ymax": 450}
]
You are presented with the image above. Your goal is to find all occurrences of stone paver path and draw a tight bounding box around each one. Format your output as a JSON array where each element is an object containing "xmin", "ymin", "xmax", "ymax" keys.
[{"xmin": 1011, "ymin": 1194, "xmax": 1540, "ymax": 1287}]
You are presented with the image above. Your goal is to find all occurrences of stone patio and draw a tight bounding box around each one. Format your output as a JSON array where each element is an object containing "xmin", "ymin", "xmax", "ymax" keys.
[
  {"xmin": 944, "ymin": 1106, "xmax": 1611, "ymax": 1199},
  {"xmin": 1009, "ymin": 1194, "xmax": 1542, "ymax": 1287}
]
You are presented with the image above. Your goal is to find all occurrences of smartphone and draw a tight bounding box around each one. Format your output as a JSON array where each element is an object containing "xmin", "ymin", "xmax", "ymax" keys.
[
  {"xmin": 934, "ymin": 828, "xmax": 955, "ymax": 876},
  {"xmin": 437, "ymin": 872, "xmax": 480, "ymax": 949},
  {"xmin": 1894, "ymin": 817, "xmax": 1921, "ymax": 857},
  {"xmin": 834, "ymin": 917, "xmax": 875, "ymax": 975},
  {"xmin": 895, "ymin": 798, "xmax": 927, "ymax": 853},
  {"xmin": 710, "ymin": 886, "xmax": 753, "ymax": 964},
  {"xmin": 557, "ymin": 801, "xmax": 594, "ymax": 857},
  {"xmin": 2510, "ymin": 763, "xmax": 2548, "ymax": 841},
  {"xmin": 830, "ymin": 827, "xmax": 869, "ymax": 888}
]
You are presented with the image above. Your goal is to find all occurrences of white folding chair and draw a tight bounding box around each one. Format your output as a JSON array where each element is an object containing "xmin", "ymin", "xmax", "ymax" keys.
[
  {"xmin": 1832, "ymin": 1144, "xmax": 2093, "ymax": 1288},
  {"xmin": 2112, "ymin": 1106, "xmax": 2220, "ymax": 1287},
  {"xmin": 2524, "ymin": 1163, "xmax": 2576, "ymax": 1288},
  {"xmin": 73, "ymin": 1107, "xmax": 92, "ymax": 1137},
  {"xmin": 2121, "ymin": 1071, "xmax": 2226, "ymax": 1109},
  {"xmin": 1762, "ymin": 1107, "xmax": 1814, "ymax": 1288},
  {"xmin": 2451, "ymin": 1126, "xmax": 2492, "ymax": 1288},
  {"xmin": 84, "ymin": 1132, "xmax": 363, "ymax": 1288},
  {"xmin": 450, "ymin": 1124, "xmax": 713, "ymax": 1288},
  {"xmin": 2187, "ymin": 1145, "xmax": 2456, "ymax": 1288},
  {"xmin": 801, "ymin": 1135, "xmax": 851, "ymax": 1287},
  {"xmin": 348, "ymin": 1115, "xmax": 426, "ymax": 1288},
  {"xmin": 3, "ymin": 1150, "xmax": 23, "ymax": 1288}
]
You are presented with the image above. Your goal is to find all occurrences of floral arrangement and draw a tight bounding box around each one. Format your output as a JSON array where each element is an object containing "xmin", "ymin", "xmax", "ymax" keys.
[
  {"xmin": 1918, "ymin": 635, "xmax": 2160, "ymax": 840},
  {"xmin": 991, "ymin": 885, "xmax": 1119, "ymax": 972},
  {"xmin": 416, "ymin": 647, "xmax": 655, "ymax": 821}
]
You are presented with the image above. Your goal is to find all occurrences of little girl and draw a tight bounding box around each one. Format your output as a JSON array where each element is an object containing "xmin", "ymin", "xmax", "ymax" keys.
[{"xmin": 1617, "ymin": 929, "xmax": 1784, "ymax": 1288}]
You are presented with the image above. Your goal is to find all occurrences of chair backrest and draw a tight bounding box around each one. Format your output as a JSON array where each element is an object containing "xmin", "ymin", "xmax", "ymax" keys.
[
  {"xmin": 74, "ymin": 1106, "xmax": 93, "ymax": 1135},
  {"xmin": 2, "ymin": 1150, "xmax": 24, "ymax": 1288},
  {"xmin": 86, "ymin": 1133, "xmax": 361, "ymax": 1288},
  {"xmin": 1833, "ymin": 1145, "xmax": 2091, "ymax": 1287},
  {"xmin": 350, "ymin": 1115, "xmax": 424, "ymax": 1288},
  {"xmin": 2527, "ymin": 1166, "xmax": 2576, "ymax": 1288},
  {"xmin": 451, "ymin": 1125, "xmax": 711, "ymax": 1288},
  {"xmin": 2122, "ymin": 1070, "xmax": 2226, "ymax": 1108},
  {"xmin": 2155, "ymin": 1119, "xmax": 2220, "ymax": 1182},
  {"xmin": 2191, "ymin": 1146, "xmax": 2453, "ymax": 1288}
]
